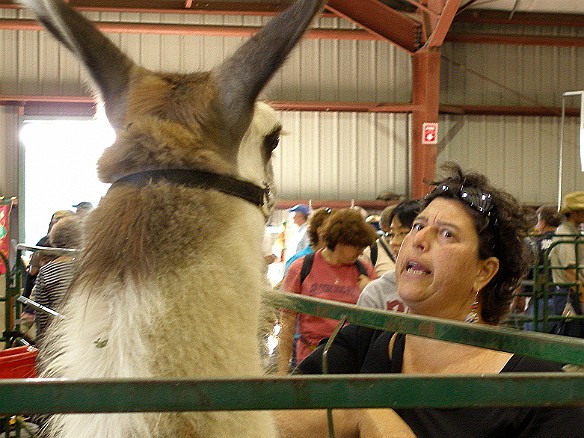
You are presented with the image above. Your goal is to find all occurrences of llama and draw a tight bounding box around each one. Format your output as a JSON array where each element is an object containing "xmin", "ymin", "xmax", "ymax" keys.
[{"xmin": 19, "ymin": 0, "xmax": 326, "ymax": 436}]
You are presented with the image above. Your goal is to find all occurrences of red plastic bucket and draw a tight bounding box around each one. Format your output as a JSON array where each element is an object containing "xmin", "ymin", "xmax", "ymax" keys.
[{"xmin": 0, "ymin": 346, "xmax": 38, "ymax": 378}]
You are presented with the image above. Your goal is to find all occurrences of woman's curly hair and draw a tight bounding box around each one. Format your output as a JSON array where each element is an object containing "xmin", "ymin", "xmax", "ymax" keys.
[
  {"xmin": 323, "ymin": 208, "xmax": 379, "ymax": 250},
  {"xmin": 423, "ymin": 162, "xmax": 532, "ymax": 324},
  {"xmin": 306, "ymin": 208, "xmax": 334, "ymax": 247}
]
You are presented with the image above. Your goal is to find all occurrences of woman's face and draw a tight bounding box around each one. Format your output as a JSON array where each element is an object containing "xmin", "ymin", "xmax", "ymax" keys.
[
  {"xmin": 333, "ymin": 243, "xmax": 366, "ymax": 265},
  {"xmin": 395, "ymin": 197, "xmax": 499, "ymax": 321},
  {"xmin": 387, "ymin": 216, "xmax": 410, "ymax": 257}
]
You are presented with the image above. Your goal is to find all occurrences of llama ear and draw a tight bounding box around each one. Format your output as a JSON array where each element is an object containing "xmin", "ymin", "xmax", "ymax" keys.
[
  {"xmin": 19, "ymin": 0, "xmax": 134, "ymax": 128},
  {"xmin": 215, "ymin": 0, "xmax": 325, "ymax": 143}
]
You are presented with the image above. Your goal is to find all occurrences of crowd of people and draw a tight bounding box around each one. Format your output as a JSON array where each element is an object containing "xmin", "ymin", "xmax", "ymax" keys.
[
  {"xmin": 275, "ymin": 162, "xmax": 584, "ymax": 437},
  {"xmin": 16, "ymin": 165, "xmax": 584, "ymax": 435}
]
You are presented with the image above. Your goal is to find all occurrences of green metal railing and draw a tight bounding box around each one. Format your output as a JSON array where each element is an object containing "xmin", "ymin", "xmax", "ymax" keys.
[
  {"xmin": 270, "ymin": 293, "xmax": 584, "ymax": 365},
  {"xmin": 2, "ymin": 373, "xmax": 584, "ymax": 414},
  {"xmin": 2, "ymin": 242, "xmax": 584, "ymax": 418},
  {"xmin": 0, "ymin": 250, "xmax": 20, "ymax": 349},
  {"xmin": 516, "ymin": 235, "xmax": 584, "ymax": 333},
  {"xmin": 2, "ymin": 244, "xmax": 78, "ymax": 349},
  {"xmin": 1, "ymin": 293, "xmax": 584, "ymax": 415}
]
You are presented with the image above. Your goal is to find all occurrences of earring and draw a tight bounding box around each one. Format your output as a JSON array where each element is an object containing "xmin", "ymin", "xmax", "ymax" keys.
[{"xmin": 464, "ymin": 291, "xmax": 479, "ymax": 324}]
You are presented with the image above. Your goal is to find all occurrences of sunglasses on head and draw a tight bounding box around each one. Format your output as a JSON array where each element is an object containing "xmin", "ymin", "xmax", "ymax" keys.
[{"xmin": 428, "ymin": 183, "xmax": 498, "ymax": 227}]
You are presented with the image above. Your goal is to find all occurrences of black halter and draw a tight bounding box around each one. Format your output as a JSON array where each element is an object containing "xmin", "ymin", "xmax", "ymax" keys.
[{"xmin": 110, "ymin": 168, "xmax": 272, "ymax": 216}]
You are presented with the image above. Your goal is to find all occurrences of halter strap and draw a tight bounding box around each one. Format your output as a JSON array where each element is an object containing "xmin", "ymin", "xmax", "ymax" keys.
[{"xmin": 110, "ymin": 168, "xmax": 271, "ymax": 210}]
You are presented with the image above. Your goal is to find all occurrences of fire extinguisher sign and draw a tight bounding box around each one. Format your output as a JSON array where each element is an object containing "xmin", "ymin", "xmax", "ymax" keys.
[{"xmin": 422, "ymin": 122, "xmax": 438, "ymax": 144}]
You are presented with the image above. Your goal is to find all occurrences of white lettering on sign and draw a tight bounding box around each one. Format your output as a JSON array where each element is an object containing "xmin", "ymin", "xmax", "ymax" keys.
[{"xmin": 422, "ymin": 122, "xmax": 438, "ymax": 145}]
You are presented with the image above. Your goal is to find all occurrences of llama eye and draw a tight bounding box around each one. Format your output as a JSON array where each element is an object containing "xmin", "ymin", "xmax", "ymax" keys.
[
  {"xmin": 264, "ymin": 131, "xmax": 280, "ymax": 153},
  {"xmin": 262, "ymin": 129, "xmax": 281, "ymax": 161}
]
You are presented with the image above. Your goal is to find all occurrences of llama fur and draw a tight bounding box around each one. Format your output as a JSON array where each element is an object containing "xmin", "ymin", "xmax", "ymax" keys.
[
  {"xmin": 18, "ymin": 0, "xmax": 327, "ymax": 435},
  {"xmin": 39, "ymin": 103, "xmax": 282, "ymax": 438}
]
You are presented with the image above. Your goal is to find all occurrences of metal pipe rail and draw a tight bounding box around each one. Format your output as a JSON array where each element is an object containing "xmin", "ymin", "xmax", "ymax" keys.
[
  {"xmin": 1, "ymin": 292, "xmax": 584, "ymax": 416},
  {"xmin": 2, "ymin": 243, "xmax": 584, "ymax": 417},
  {"xmin": 2, "ymin": 373, "xmax": 584, "ymax": 415},
  {"xmin": 15, "ymin": 244, "xmax": 80, "ymax": 257},
  {"xmin": 269, "ymin": 293, "xmax": 584, "ymax": 365},
  {"xmin": 16, "ymin": 296, "xmax": 64, "ymax": 319}
]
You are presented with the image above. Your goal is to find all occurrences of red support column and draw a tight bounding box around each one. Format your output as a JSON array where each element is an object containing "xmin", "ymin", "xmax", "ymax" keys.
[{"xmin": 411, "ymin": 48, "xmax": 441, "ymax": 198}]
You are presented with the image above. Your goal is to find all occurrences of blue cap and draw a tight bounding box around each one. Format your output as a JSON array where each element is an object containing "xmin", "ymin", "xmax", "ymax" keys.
[{"xmin": 289, "ymin": 204, "xmax": 310, "ymax": 216}]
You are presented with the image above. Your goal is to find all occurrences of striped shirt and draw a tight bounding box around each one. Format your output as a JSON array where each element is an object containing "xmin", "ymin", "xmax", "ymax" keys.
[{"xmin": 32, "ymin": 258, "xmax": 76, "ymax": 340}]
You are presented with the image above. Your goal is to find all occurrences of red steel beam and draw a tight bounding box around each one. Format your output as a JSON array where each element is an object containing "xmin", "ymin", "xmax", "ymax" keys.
[
  {"xmin": 424, "ymin": 0, "xmax": 462, "ymax": 49},
  {"xmin": 0, "ymin": 19, "xmax": 379, "ymax": 40},
  {"xmin": 268, "ymin": 101, "xmax": 417, "ymax": 113},
  {"xmin": 325, "ymin": 0, "xmax": 420, "ymax": 53},
  {"xmin": 2, "ymin": 95, "xmax": 579, "ymax": 117},
  {"xmin": 446, "ymin": 32, "xmax": 584, "ymax": 47},
  {"xmin": 0, "ymin": 2, "xmax": 335, "ymax": 17},
  {"xmin": 439, "ymin": 104, "xmax": 580, "ymax": 117},
  {"xmin": 0, "ymin": 95, "xmax": 417, "ymax": 113},
  {"xmin": 455, "ymin": 9, "xmax": 584, "ymax": 28},
  {"xmin": 411, "ymin": 49, "xmax": 441, "ymax": 199},
  {"xmin": 3, "ymin": 19, "xmax": 582, "ymax": 48}
]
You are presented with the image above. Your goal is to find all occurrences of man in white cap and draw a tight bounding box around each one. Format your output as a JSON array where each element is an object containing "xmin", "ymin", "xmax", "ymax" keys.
[
  {"xmin": 289, "ymin": 204, "xmax": 310, "ymax": 253},
  {"xmin": 549, "ymin": 191, "xmax": 584, "ymax": 336}
]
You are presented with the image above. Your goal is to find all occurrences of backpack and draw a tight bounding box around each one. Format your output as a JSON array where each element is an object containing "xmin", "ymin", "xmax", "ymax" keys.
[
  {"xmin": 369, "ymin": 238, "xmax": 394, "ymax": 266},
  {"xmin": 300, "ymin": 252, "xmax": 368, "ymax": 286}
]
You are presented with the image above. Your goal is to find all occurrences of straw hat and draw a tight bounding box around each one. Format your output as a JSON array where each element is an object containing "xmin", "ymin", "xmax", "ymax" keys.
[{"xmin": 559, "ymin": 191, "xmax": 584, "ymax": 214}]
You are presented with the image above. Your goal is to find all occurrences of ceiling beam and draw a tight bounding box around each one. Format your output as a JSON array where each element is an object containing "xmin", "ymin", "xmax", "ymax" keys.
[
  {"xmin": 2, "ymin": 18, "xmax": 582, "ymax": 47},
  {"xmin": 445, "ymin": 32, "xmax": 584, "ymax": 47},
  {"xmin": 455, "ymin": 9, "xmax": 584, "ymax": 28},
  {"xmin": 423, "ymin": 0, "xmax": 462, "ymax": 49},
  {"xmin": 325, "ymin": 0, "xmax": 421, "ymax": 53},
  {"xmin": 0, "ymin": 18, "xmax": 377, "ymax": 40},
  {"xmin": 0, "ymin": 95, "xmax": 579, "ymax": 117},
  {"xmin": 440, "ymin": 104, "xmax": 580, "ymax": 117},
  {"xmin": 0, "ymin": 1, "xmax": 330, "ymax": 17}
]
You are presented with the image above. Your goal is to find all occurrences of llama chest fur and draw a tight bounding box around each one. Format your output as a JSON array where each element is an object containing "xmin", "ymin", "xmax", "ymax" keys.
[{"xmin": 40, "ymin": 185, "xmax": 277, "ymax": 437}]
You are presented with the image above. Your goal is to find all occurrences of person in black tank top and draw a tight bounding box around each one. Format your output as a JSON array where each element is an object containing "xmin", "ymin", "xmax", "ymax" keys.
[{"xmin": 278, "ymin": 163, "xmax": 584, "ymax": 437}]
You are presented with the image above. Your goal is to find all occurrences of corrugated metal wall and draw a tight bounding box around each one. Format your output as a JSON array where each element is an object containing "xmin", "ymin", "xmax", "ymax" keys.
[
  {"xmin": 438, "ymin": 115, "xmax": 583, "ymax": 205},
  {"xmin": 0, "ymin": 9, "xmax": 411, "ymax": 103},
  {"xmin": 0, "ymin": 7, "xmax": 583, "ymax": 206},
  {"xmin": 0, "ymin": 8, "xmax": 411, "ymax": 202},
  {"xmin": 441, "ymin": 24, "xmax": 584, "ymax": 107},
  {"xmin": 276, "ymin": 111, "xmax": 409, "ymax": 200},
  {"xmin": 439, "ymin": 34, "xmax": 584, "ymax": 204},
  {"xmin": 441, "ymin": 38, "xmax": 584, "ymax": 107}
]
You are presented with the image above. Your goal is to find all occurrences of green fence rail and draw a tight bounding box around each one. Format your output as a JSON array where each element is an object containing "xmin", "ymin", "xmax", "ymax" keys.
[
  {"xmin": 270, "ymin": 293, "xmax": 584, "ymax": 366},
  {"xmin": 524, "ymin": 235, "xmax": 584, "ymax": 333},
  {"xmin": 1, "ymin": 245, "xmax": 79, "ymax": 348},
  {"xmin": 2, "ymin": 373, "xmax": 584, "ymax": 415},
  {"xmin": 2, "ymin": 240, "xmax": 584, "ymax": 416}
]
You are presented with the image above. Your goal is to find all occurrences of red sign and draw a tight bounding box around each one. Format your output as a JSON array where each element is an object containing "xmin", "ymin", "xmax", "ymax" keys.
[
  {"xmin": 0, "ymin": 201, "xmax": 11, "ymax": 274},
  {"xmin": 422, "ymin": 122, "xmax": 438, "ymax": 145}
]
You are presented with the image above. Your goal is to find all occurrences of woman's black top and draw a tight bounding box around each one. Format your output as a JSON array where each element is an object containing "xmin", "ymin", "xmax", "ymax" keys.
[{"xmin": 296, "ymin": 324, "xmax": 584, "ymax": 438}]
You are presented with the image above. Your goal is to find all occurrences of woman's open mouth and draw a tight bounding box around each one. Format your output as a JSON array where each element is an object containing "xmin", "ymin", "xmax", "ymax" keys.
[{"xmin": 406, "ymin": 261, "xmax": 431, "ymax": 275}]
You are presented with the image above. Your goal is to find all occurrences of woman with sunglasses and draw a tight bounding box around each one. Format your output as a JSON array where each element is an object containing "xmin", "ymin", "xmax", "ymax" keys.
[{"xmin": 276, "ymin": 162, "xmax": 584, "ymax": 437}]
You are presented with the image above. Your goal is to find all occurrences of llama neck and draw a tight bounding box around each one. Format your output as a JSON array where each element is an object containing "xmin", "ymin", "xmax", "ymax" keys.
[{"xmin": 76, "ymin": 183, "xmax": 265, "ymax": 291}]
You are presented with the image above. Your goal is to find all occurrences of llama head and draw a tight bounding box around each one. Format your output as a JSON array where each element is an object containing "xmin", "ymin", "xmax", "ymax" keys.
[{"xmin": 20, "ymin": 0, "xmax": 325, "ymax": 213}]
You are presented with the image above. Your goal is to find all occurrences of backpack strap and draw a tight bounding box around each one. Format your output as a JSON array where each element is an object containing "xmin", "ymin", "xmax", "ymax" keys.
[
  {"xmin": 300, "ymin": 252, "xmax": 315, "ymax": 286},
  {"xmin": 378, "ymin": 238, "xmax": 395, "ymax": 263},
  {"xmin": 369, "ymin": 242, "xmax": 378, "ymax": 266},
  {"xmin": 301, "ymin": 251, "xmax": 369, "ymax": 286},
  {"xmin": 355, "ymin": 258, "xmax": 368, "ymax": 277}
]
